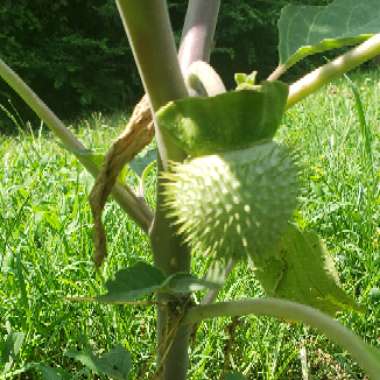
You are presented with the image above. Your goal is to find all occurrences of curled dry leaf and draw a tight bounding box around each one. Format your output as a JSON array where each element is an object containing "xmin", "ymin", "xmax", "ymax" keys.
[{"xmin": 90, "ymin": 95, "xmax": 155, "ymax": 266}]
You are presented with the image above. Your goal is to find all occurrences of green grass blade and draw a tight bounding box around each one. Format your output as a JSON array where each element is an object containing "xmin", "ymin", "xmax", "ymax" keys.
[{"xmin": 344, "ymin": 74, "xmax": 374, "ymax": 173}]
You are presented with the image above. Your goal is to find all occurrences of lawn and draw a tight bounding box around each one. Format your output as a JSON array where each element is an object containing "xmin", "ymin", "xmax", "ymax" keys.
[{"xmin": 0, "ymin": 69, "xmax": 379, "ymax": 379}]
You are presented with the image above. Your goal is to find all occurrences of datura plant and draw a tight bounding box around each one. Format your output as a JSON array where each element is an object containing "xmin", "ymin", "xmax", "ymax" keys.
[{"xmin": 1, "ymin": 0, "xmax": 380, "ymax": 379}]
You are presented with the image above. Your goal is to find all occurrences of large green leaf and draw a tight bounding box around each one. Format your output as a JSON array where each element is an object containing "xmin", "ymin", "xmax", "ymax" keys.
[
  {"xmin": 254, "ymin": 224, "xmax": 361, "ymax": 315},
  {"xmin": 1, "ymin": 331, "xmax": 25, "ymax": 373},
  {"xmin": 66, "ymin": 346, "xmax": 131, "ymax": 380},
  {"xmin": 224, "ymin": 371, "xmax": 247, "ymax": 380},
  {"xmin": 96, "ymin": 262, "xmax": 219, "ymax": 303},
  {"xmin": 278, "ymin": 0, "xmax": 380, "ymax": 68},
  {"xmin": 97, "ymin": 262, "xmax": 165, "ymax": 303},
  {"xmin": 156, "ymin": 81, "xmax": 288, "ymax": 156},
  {"xmin": 1, "ymin": 332, "xmax": 24, "ymax": 364},
  {"xmin": 39, "ymin": 365, "xmax": 69, "ymax": 380}
]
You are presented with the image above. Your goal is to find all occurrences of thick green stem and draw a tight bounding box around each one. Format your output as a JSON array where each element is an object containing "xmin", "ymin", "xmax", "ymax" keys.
[
  {"xmin": 115, "ymin": 1, "xmax": 191, "ymax": 378},
  {"xmin": 287, "ymin": 34, "xmax": 380, "ymax": 108},
  {"xmin": 116, "ymin": 1, "xmax": 221, "ymax": 378},
  {"xmin": 183, "ymin": 298, "xmax": 380, "ymax": 379},
  {"xmin": 116, "ymin": 0, "xmax": 187, "ymax": 167},
  {"xmin": 0, "ymin": 58, "xmax": 152, "ymax": 232}
]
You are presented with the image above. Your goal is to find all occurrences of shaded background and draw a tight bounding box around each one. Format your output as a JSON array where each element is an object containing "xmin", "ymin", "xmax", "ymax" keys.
[{"xmin": 0, "ymin": 0, "xmax": 332, "ymax": 125}]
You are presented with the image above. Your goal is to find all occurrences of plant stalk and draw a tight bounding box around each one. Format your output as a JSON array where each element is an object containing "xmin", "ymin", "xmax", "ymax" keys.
[
  {"xmin": 287, "ymin": 34, "xmax": 380, "ymax": 108},
  {"xmin": 183, "ymin": 298, "xmax": 380, "ymax": 379},
  {"xmin": 117, "ymin": 0, "xmax": 219, "ymax": 380},
  {"xmin": 116, "ymin": 0, "xmax": 187, "ymax": 167},
  {"xmin": 177, "ymin": 0, "xmax": 229, "ymax": 307},
  {"xmin": 115, "ymin": 1, "xmax": 191, "ymax": 378},
  {"xmin": 116, "ymin": 1, "xmax": 220, "ymax": 377},
  {"xmin": 178, "ymin": 0, "xmax": 220, "ymax": 73},
  {"xmin": 0, "ymin": 58, "xmax": 152, "ymax": 232},
  {"xmin": 267, "ymin": 64, "xmax": 287, "ymax": 81}
]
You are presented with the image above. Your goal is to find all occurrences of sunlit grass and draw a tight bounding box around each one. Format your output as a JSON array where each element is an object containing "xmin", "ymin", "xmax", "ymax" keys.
[{"xmin": 1, "ymin": 68, "xmax": 379, "ymax": 379}]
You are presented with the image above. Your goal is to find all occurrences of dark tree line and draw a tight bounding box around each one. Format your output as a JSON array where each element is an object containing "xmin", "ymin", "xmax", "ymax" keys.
[{"xmin": 0, "ymin": 0, "xmax": 331, "ymax": 122}]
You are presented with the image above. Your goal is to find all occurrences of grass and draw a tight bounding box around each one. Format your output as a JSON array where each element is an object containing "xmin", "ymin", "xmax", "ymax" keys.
[{"xmin": 0, "ymin": 68, "xmax": 379, "ymax": 379}]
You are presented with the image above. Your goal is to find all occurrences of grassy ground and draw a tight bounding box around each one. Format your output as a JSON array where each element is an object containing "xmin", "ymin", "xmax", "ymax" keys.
[{"xmin": 0, "ymin": 69, "xmax": 379, "ymax": 379}]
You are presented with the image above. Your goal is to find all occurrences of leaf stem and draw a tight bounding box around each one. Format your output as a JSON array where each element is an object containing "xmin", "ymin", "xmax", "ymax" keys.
[
  {"xmin": 183, "ymin": 298, "xmax": 380, "ymax": 379},
  {"xmin": 287, "ymin": 34, "xmax": 380, "ymax": 108},
  {"xmin": 0, "ymin": 58, "xmax": 153, "ymax": 232},
  {"xmin": 186, "ymin": 60, "xmax": 226, "ymax": 96},
  {"xmin": 267, "ymin": 64, "xmax": 287, "ymax": 81}
]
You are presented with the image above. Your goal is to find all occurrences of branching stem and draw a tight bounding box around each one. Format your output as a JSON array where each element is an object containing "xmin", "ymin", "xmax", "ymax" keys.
[
  {"xmin": 287, "ymin": 34, "xmax": 380, "ymax": 108},
  {"xmin": 0, "ymin": 58, "xmax": 152, "ymax": 232},
  {"xmin": 115, "ymin": 2, "xmax": 195, "ymax": 379},
  {"xmin": 183, "ymin": 298, "xmax": 380, "ymax": 379},
  {"xmin": 267, "ymin": 64, "xmax": 287, "ymax": 82}
]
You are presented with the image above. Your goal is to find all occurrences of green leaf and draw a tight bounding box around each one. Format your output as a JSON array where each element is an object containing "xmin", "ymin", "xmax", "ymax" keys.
[
  {"xmin": 234, "ymin": 73, "xmax": 248, "ymax": 86},
  {"xmin": 278, "ymin": 0, "xmax": 380, "ymax": 69},
  {"xmin": 364, "ymin": 344, "xmax": 380, "ymax": 373},
  {"xmin": 157, "ymin": 81, "xmax": 288, "ymax": 156},
  {"xmin": 129, "ymin": 148, "xmax": 156, "ymax": 176},
  {"xmin": 96, "ymin": 262, "xmax": 219, "ymax": 303},
  {"xmin": 39, "ymin": 365, "xmax": 69, "ymax": 380},
  {"xmin": 234, "ymin": 71, "xmax": 257, "ymax": 90},
  {"xmin": 97, "ymin": 262, "xmax": 165, "ymax": 303},
  {"xmin": 66, "ymin": 345, "xmax": 131, "ymax": 380},
  {"xmin": 254, "ymin": 224, "xmax": 361, "ymax": 315},
  {"xmin": 224, "ymin": 371, "xmax": 247, "ymax": 380},
  {"xmin": 1, "ymin": 331, "xmax": 24, "ymax": 365}
]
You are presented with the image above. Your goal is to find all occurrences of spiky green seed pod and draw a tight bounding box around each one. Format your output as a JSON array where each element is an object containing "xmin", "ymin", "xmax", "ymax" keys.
[{"xmin": 163, "ymin": 141, "xmax": 299, "ymax": 260}]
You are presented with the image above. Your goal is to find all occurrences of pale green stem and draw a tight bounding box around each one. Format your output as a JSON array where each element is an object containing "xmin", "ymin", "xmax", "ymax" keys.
[
  {"xmin": 116, "ymin": 0, "xmax": 188, "ymax": 167},
  {"xmin": 0, "ymin": 58, "xmax": 152, "ymax": 232},
  {"xmin": 116, "ymin": 0, "xmax": 188, "ymax": 111},
  {"xmin": 287, "ymin": 34, "xmax": 380, "ymax": 108},
  {"xmin": 117, "ymin": 1, "xmax": 222, "ymax": 377},
  {"xmin": 115, "ymin": 2, "xmax": 191, "ymax": 379},
  {"xmin": 186, "ymin": 60, "xmax": 226, "ymax": 96},
  {"xmin": 177, "ymin": 1, "xmax": 227, "ymax": 309},
  {"xmin": 178, "ymin": 0, "xmax": 220, "ymax": 72},
  {"xmin": 267, "ymin": 64, "xmax": 288, "ymax": 82},
  {"xmin": 183, "ymin": 298, "xmax": 380, "ymax": 379}
]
